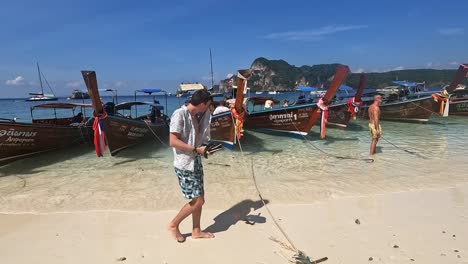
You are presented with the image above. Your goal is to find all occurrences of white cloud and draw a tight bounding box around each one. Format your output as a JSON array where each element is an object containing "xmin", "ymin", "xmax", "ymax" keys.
[
  {"xmin": 354, "ymin": 68, "xmax": 365, "ymax": 73},
  {"xmin": 450, "ymin": 61, "xmax": 459, "ymax": 65},
  {"xmin": 426, "ymin": 62, "xmax": 433, "ymax": 68},
  {"xmin": 437, "ymin": 28, "xmax": 464, "ymax": 35},
  {"xmin": 6, "ymin": 76, "xmax": 26, "ymax": 86},
  {"xmin": 66, "ymin": 81, "xmax": 81, "ymax": 88},
  {"xmin": 263, "ymin": 25, "xmax": 369, "ymax": 41}
]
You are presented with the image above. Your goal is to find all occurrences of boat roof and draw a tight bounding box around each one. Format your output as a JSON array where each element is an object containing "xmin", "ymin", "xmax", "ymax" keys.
[
  {"xmin": 178, "ymin": 83, "xmax": 205, "ymax": 92},
  {"xmin": 296, "ymin": 86, "xmax": 317, "ymax": 92},
  {"xmin": 135, "ymin": 88, "xmax": 166, "ymax": 94},
  {"xmin": 31, "ymin": 103, "xmax": 92, "ymax": 109},
  {"xmin": 339, "ymin": 85, "xmax": 354, "ymax": 91},
  {"xmin": 115, "ymin": 101, "xmax": 164, "ymax": 110},
  {"xmin": 392, "ymin": 81, "xmax": 420, "ymax": 87}
]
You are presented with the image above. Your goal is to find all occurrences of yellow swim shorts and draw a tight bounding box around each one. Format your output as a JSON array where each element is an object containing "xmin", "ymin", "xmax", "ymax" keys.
[{"xmin": 369, "ymin": 123, "xmax": 382, "ymax": 139}]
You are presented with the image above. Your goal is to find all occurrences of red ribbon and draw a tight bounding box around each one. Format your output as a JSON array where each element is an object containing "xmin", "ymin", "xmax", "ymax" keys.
[
  {"xmin": 347, "ymin": 97, "xmax": 362, "ymax": 120},
  {"xmin": 317, "ymin": 98, "xmax": 328, "ymax": 139},
  {"xmin": 92, "ymin": 112, "xmax": 108, "ymax": 157},
  {"xmin": 231, "ymin": 108, "xmax": 245, "ymax": 140}
]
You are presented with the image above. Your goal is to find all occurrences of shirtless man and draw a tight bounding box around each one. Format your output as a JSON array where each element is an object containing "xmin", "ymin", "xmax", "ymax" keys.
[{"xmin": 368, "ymin": 95, "xmax": 382, "ymax": 155}]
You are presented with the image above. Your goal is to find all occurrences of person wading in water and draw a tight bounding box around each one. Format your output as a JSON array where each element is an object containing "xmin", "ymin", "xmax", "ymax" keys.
[{"xmin": 368, "ymin": 95, "xmax": 382, "ymax": 155}]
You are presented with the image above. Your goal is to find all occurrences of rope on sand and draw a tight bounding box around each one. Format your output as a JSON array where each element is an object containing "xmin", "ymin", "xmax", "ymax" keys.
[{"xmin": 233, "ymin": 114, "xmax": 325, "ymax": 264}]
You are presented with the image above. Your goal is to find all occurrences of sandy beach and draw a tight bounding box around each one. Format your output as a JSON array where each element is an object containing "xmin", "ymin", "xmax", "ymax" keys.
[
  {"xmin": 1, "ymin": 181, "xmax": 467, "ymax": 264},
  {"xmin": 1, "ymin": 118, "xmax": 468, "ymax": 264}
]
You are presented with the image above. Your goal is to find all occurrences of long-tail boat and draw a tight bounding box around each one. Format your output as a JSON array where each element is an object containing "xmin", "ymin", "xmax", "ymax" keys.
[
  {"xmin": 0, "ymin": 103, "xmax": 92, "ymax": 165},
  {"xmin": 81, "ymin": 71, "xmax": 169, "ymax": 156},
  {"xmin": 210, "ymin": 69, "xmax": 250, "ymax": 149},
  {"xmin": 431, "ymin": 64, "xmax": 468, "ymax": 116},
  {"xmin": 322, "ymin": 74, "xmax": 367, "ymax": 128},
  {"xmin": 243, "ymin": 65, "xmax": 349, "ymax": 138},
  {"xmin": 360, "ymin": 80, "xmax": 435, "ymax": 123}
]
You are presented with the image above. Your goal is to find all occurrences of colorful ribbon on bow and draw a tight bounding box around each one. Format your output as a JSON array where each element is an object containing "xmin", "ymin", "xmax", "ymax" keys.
[
  {"xmin": 346, "ymin": 97, "xmax": 362, "ymax": 120},
  {"xmin": 231, "ymin": 108, "xmax": 245, "ymax": 140},
  {"xmin": 431, "ymin": 90, "xmax": 450, "ymax": 117},
  {"xmin": 317, "ymin": 98, "xmax": 329, "ymax": 139},
  {"xmin": 92, "ymin": 112, "xmax": 108, "ymax": 157}
]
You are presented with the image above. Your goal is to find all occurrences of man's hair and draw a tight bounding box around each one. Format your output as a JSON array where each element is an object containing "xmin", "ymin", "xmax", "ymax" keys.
[
  {"xmin": 374, "ymin": 95, "xmax": 382, "ymax": 100},
  {"xmin": 190, "ymin": 89, "xmax": 213, "ymax": 106}
]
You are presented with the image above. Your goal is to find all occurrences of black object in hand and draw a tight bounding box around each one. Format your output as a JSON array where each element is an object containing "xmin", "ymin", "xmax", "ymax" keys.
[{"xmin": 201, "ymin": 142, "xmax": 224, "ymax": 158}]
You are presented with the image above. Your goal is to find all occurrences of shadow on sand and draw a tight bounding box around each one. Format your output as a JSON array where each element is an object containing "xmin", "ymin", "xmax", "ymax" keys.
[{"xmin": 204, "ymin": 199, "xmax": 269, "ymax": 234}]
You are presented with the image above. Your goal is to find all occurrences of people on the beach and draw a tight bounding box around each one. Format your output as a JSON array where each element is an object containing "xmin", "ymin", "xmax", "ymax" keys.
[
  {"xmin": 212, "ymin": 101, "xmax": 230, "ymax": 115},
  {"xmin": 368, "ymin": 95, "xmax": 382, "ymax": 155},
  {"xmin": 168, "ymin": 89, "xmax": 215, "ymax": 243}
]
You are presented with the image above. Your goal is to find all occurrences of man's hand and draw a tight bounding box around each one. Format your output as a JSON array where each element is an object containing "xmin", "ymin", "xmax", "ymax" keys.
[{"xmin": 196, "ymin": 146, "xmax": 206, "ymax": 155}]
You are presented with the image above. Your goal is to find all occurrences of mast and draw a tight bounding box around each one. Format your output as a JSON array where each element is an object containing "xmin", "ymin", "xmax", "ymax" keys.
[
  {"xmin": 37, "ymin": 62, "xmax": 44, "ymax": 95},
  {"xmin": 209, "ymin": 48, "xmax": 214, "ymax": 90}
]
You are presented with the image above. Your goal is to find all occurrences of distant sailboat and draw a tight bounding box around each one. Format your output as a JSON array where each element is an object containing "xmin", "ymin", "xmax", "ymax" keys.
[{"xmin": 26, "ymin": 63, "xmax": 58, "ymax": 102}]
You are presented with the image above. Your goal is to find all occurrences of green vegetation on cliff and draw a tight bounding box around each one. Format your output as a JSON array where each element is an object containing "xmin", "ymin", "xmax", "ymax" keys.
[{"xmin": 249, "ymin": 57, "xmax": 466, "ymax": 91}]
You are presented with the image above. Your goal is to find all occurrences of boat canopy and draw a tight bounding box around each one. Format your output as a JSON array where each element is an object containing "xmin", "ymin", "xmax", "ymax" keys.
[
  {"xmin": 392, "ymin": 81, "xmax": 418, "ymax": 87},
  {"xmin": 339, "ymin": 85, "xmax": 354, "ymax": 91},
  {"xmin": 31, "ymin": 103, "xmax": 92, "ymax": 109},
  {"xmin": 115, "ymin": 101, "xmax": 164, "ymax": 111},
  {"xmin": 136, "ymin": 88, "xmax": 166, "ymax": 94},
  {"xmin": 296, "ymin": 86, "xmax": 317, "ymax": 92}
]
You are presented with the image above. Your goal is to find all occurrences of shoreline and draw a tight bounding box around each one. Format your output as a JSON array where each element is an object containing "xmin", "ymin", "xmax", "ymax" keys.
[{"xmin": 1, "ymin": 183, "xmax": 467, "ymax": 264}]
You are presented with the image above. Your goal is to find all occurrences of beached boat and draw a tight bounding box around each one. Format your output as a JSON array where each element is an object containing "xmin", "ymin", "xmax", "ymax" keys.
[
  {"xmin": 67, "ymin": 89, "xmax": 90, "ymax": 99},
  {"xmin": 431, "ymin": 64, "xmax": 468, "ymax": 116},
  {"xmin": 0, "ymin": 103, "xmax": 92, "ymax": 165},
  {"xmin": 209, "ymin": 70, "xmax": 250, "ymax": 149},
  {"xmin": 360, "ymin": 79, "xmax": 436, "ymax": 123},
  {"xmin": 81, "ymin": 71, "xmax": 169, "ymax": 156},
  {"xmin": 26, "ymin": 63, "xmax": 58, "ymax": 102},
  {"xmin": 243, "ymin": 65, "xmax": 349, "ymax": 137}
]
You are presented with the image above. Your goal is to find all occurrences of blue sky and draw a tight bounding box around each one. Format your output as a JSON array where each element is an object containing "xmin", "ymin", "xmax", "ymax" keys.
[{"xmin": 1, "ymin": 0, "xmax": 467, "ymax": 98}]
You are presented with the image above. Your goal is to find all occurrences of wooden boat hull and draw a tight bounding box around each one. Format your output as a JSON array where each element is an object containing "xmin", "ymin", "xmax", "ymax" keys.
[
  {"xmin": 362, "ymin": 96, "xmax": 434, "ymax": 123},
  {"xmin": 210, "ymin": 111, "xmax": 236, "ymax": 149},
  {"xmin": 244, "ymin": 104, "xmax": 318, "ymax": 137},
  {"xmin": 97, "ymin": 115, "xmax": 168, "ymax": 156},
  {"xmin": 0, "ymin": 121, "xmax": 92, "ymax": 165},
  {"xmin": 448, "ymin": 98, "xmax": 468, "ymax": 115},
  {"xmin": 432, "ymin": 98, "xmax": 468, "ymax": 116}
]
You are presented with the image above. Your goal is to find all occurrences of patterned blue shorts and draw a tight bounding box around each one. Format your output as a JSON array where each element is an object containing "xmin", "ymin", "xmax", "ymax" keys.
[{"xmin": 174, "ymin": 156, "xmax": 204, "ymax": 200}]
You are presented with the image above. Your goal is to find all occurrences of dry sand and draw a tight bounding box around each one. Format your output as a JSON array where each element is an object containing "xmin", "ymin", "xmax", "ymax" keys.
[{"xmin": 1, "ymin": 183, "xmax": 467, "ymax": 264}]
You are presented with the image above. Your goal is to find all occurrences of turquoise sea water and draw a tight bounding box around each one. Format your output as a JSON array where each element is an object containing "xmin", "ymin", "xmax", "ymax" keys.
[{"xmin": 0, "ymin": 95, "xmax": 467, "ymax": 213}]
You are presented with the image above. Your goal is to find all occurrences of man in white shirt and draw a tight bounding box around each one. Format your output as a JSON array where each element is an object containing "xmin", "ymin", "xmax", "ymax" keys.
[{"xmin": 168, "ymin": 89, "xmax": 215, "ymax": 242}]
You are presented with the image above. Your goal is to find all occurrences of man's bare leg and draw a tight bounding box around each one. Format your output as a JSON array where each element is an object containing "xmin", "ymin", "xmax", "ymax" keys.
[
  {"xmin": 370, "ymin": 138, "xmax": 377, "ymax": 155},
  {"xmin": 168, "ymin": 197, "xmax": 202, "ymax": 242},
  {"xmin": 191, "ymin": 196, "xmax": 214, "ymax": 239}
]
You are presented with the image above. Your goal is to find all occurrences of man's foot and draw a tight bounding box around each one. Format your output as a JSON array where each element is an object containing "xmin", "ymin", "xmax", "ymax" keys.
[
  {"xmin": 168, "ymin": 224, "xmax": 185, "ymax": 243},
  {"xmin": 192, "ymin": 231, "xmax": 215, "ymax": 239}
]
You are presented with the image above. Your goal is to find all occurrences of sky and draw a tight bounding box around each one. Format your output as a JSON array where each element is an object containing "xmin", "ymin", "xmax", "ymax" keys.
[{"xmin": 1, "ymin": 0, "xmax": 467, "ymax": 98}]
